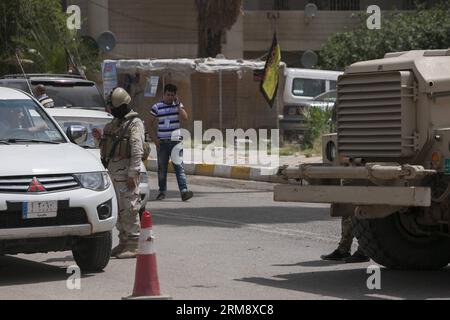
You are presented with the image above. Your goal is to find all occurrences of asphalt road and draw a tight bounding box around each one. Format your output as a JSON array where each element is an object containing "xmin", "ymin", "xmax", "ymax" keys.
[{"xmin": 0, "ymin": 174, "xmax": 449, "ymax": 300}]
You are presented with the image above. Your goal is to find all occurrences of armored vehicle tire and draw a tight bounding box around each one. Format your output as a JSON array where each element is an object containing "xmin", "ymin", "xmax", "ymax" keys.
[
  {"xmin": 72, "ymin": 231, "xmax": 112, "ymax": 272},
  {"xmin": 353, "ymin": 213, "xmax": 450, "ymax": 270}
]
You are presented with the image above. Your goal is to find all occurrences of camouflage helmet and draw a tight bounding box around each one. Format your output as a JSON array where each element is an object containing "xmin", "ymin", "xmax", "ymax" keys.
[{"xmin": 110, "ymin": 87, "xmax": 131, "ymax": 109}]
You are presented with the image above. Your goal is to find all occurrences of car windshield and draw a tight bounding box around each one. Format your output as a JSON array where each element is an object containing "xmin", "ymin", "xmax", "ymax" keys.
[
  {"xmin": 292, "ymin": 78, "xmax": 327, "ymax": 98},
  {"xmin": 0, "ymin": 100, "xmax": 65, "ymax": 143},
  {"xmin": 314, "ymin": 90, "xmax": 337, "ymax": 102},
  {"xmin": 53, "ymin": 116, "xmax": 111, "ymax": 148},
  {"xmin": 44, "ymin": 85, "xmax": 105, "ymax": 110}
]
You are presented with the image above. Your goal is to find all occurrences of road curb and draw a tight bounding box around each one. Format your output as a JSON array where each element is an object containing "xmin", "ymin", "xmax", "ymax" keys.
[{"xmin": 144, "ymin": 159, "xmax": 281, "ymax": 183}]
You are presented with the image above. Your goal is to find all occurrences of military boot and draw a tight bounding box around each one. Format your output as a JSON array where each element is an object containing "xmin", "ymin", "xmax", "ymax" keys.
[
  {"xmin": 111, "ymin": 242, "xmax": 127, "ymax": 257},
  {"xmin": 345, "ymin": 249, "xmax": 370, "ymax": 263},
  {"xmin": 321, "ymin": 248, "xmax": 350, "ymax": 261},
  {"xmin": 116, "ymin": 240, "xmax": 139, "ymax": 259}
]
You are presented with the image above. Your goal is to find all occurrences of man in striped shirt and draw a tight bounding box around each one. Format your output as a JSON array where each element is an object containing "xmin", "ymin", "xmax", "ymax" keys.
[
  {"xmin": 150, "ymin": 84, "xmax": 194, "ymax": 202},
  {"xmin": 36, "ymin": 85, "xmax": 55, "ymax": 108}
]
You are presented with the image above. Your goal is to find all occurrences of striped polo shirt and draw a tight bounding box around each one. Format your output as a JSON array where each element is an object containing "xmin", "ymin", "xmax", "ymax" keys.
[
  {"xmin": 150, "ymin": 101, "xmax": 183, "ymax": 140},
  {"xmin": 37, "ymin": 94, "xmax": 55, "ymax": 108}
]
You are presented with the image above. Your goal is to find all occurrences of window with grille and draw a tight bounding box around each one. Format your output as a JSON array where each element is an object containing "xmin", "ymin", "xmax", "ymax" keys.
[
  {"xmin": 243, "ymin": 0, "xmax": 362, "ymax": 11},
  {"xmin": 274, "ymin": 0, "xmax": 290, "ymax": 10},
  {"xmin": 328, "ymin": 0, "xmax": 360, "ymax": 10}
]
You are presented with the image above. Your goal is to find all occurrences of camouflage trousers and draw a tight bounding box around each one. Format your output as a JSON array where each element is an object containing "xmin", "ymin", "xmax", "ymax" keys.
[
  {"xmin": 338, "ymin": 216, "xmax": 354, "ymax": 253},
  {"xmin": 111, "ymin": 174, "xmax": 141, "ymax": 244}
]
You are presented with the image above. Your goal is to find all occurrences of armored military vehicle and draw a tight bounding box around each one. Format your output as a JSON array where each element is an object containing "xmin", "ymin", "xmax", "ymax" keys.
[{"xmin": 275, "ymin": 50, "xmax": 450, "ymax": 269}]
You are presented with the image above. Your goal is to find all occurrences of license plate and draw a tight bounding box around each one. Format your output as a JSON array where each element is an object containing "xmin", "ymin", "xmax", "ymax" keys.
[{"xmin": 22, "ymin": 201, "xmax": 58, "ymax": 219}]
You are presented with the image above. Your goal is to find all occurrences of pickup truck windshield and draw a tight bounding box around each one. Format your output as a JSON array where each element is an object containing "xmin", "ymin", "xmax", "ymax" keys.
[
  {"xmin": 0, "ymin": 100, "xmax": 65, "ymax": 143},
  {"xmin": 45, "ymin": 85, "xmax": 105, "ymax": 110}
]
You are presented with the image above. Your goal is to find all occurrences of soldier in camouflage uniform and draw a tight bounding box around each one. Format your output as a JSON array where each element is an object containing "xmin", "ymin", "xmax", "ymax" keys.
[
  {"xmin": 99, "ymin": 88, "xmax": 146, "ymax": 259},
  {"xmin": 321, "ymin": 216, "xmax": 370, "ymax": 263}
]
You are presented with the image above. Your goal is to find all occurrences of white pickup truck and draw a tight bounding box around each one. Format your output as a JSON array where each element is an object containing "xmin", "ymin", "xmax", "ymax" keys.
[{"xmin": 0, "ymin": 87, "xmax": 117, "ymax": 272}]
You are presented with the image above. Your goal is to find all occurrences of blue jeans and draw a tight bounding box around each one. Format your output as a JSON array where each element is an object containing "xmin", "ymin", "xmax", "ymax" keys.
[{"xmin": 157, "ymin": 141, "xmax": 188, "ymax": 193}]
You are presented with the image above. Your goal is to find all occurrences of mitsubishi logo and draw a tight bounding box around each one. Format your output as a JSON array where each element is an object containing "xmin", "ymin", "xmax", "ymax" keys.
[{"xmin": 28, "ymin": 177, "xmax": 46, "ymax": 193}]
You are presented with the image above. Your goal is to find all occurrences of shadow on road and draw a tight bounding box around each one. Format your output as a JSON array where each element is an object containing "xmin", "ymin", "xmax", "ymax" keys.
[
  {"xmin": 148, "ymin": 190, "xmax": 270, "ymax": 202},
  {"xmin": 237, "ymin": 267, "xmax": 450, "ymax": 300},
  {"xmin": 152, "ymin": 205, "xmax": 333, "ymax": 229},
  {"xmin": 0, "ymin": 255, "xmax": 93, "ymax": 287},
  {"xmin": 274, "ymin": 260, "xmax": 345, "ymax": 268},
  {"xmin": 41, "ymin": 255, "xmax": 75, "ymax": 264}
]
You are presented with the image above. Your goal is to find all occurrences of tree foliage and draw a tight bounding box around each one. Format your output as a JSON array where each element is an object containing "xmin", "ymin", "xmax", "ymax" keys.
[
  {"xmin": 302, "ymin": 107, "xmax": 333, "ymax": 150},
  {"xmin": 196, "ymin": 0, "xmax": 242, "ymax": 58},
  {"xmin": 0, "ymin": 0, "xmax": 100, "ymax": 76},
  {"xmin": 319, "ymin": 2, "xmax": 450, "ymax": 70}
]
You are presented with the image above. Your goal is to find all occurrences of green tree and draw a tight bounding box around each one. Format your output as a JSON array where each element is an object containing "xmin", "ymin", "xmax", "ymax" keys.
[
  {"xmin": 0, "ymin": 0, "xmax": 22, "ymax": 74},
  {"xmin": 302, "ymin": 107, "xmax": 333, "ymax": 150},
  {"xmin": 0, "ymin": 0, "xmax": 100, "ymax": 76},
  {"xmin": 319, "ymin": 1, "xmax": 450, "ymax": 70}
]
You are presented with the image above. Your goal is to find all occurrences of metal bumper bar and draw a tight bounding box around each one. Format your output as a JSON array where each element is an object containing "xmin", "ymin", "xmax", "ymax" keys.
[
  {"xmin": 274, "ymin": 185, "xmax": 431, "ymax": 207},
  {"xmin": 278, "ymin": 164, "xmax": 436, "ymax": 181}
]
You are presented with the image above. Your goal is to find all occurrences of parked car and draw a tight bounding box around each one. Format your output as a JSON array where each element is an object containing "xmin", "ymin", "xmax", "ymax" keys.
[
  {"xmin": 0, "ymin": 87, "xmax": 116, "ymax": 272},
  {"xmin": 46, "ymin": 108, "xmax": 150, "ymax": 211},
  {"xmin": 0, "ymin": 74, "xmax": 106, "ymax": 111}
]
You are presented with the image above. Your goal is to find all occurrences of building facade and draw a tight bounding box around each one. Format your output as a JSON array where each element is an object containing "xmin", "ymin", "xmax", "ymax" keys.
[{"xmin": 66, "ymin": 0, "xmax": 435, "ymax": 67}]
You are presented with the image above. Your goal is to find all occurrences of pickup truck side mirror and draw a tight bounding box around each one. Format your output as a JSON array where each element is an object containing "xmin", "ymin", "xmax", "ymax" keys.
[{"xmin": 66, "ymin": 125, "xmax": 88, "ymax": 145}]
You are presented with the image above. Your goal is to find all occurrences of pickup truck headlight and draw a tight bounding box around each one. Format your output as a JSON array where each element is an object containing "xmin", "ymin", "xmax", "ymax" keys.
[{"xmin": 75, "ymin": 172, "xmax": 111, "ymax": 191}]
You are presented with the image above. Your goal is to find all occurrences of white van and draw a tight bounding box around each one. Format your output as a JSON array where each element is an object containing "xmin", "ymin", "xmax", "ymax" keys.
[{"xmin": 283, "ymin": 68, "xmax": 343, "ymax": 105}]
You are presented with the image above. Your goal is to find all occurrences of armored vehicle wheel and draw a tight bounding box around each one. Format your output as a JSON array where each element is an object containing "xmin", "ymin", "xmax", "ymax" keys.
[{"xmin": 353, "ymin": 211, "xmax": 450, "ymax": 270}]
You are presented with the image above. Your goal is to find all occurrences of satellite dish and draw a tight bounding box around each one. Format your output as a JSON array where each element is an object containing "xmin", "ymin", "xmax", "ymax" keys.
[
  {"xmin": 97, "ymin": 31, "xmax": 117, "ymax": 53},
  {"xmin": 301, "ymin": 50, "xmax": 318, "ymax": 69},
  {"xmin": 305, "ymin": 3, "xmax": 318, "ymax": 18}
]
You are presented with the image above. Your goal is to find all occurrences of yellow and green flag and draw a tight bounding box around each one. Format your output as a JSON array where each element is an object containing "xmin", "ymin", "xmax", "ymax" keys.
[{"xmin": 260, "ymin": 33, "xmax": 281, "ymax": 108}]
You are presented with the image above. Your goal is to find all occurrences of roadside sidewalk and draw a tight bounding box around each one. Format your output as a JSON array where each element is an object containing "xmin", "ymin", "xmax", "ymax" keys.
[{"xmin": 145, "ymin": 145, "xmax": 322, "ymax": 183}]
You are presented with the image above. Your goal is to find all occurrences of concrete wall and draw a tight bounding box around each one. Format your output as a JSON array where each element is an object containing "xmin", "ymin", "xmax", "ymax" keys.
[
  {"xmin": 223, "ymin": 15, "xmax": 244, "ymax": 60},
  {"xmin": 69, "ymin": 0, "xmax": 422, "ymax": 62},
  {"xmin": 244, "ymin": 10, "xmax": 360, "ymax": 52},
  {"xmin": 108, "ymin": 0, "xmax": 198, "ymax": 59},
  {"xmin": 88, "ymin": 0, "xmax": 109, "ymax": 39},
  {"xmin": 67, "ymin": 0, "xmax": 364, "ymax": 60}
]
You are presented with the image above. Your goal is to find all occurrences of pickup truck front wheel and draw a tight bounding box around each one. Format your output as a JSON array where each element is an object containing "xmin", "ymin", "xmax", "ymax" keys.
[
  {"xmin": 72, "ymin": 231, "xmax": 112, "ymax": 272},
  {"xmin": 353, "ymin": 211, "xmax": 450, "ymax": 270}
]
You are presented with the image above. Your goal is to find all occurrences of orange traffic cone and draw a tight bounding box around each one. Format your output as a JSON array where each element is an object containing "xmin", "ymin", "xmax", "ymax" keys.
[{"xmin": 123, "ymin": 211, "xmax": 171, "ymax": 300}]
